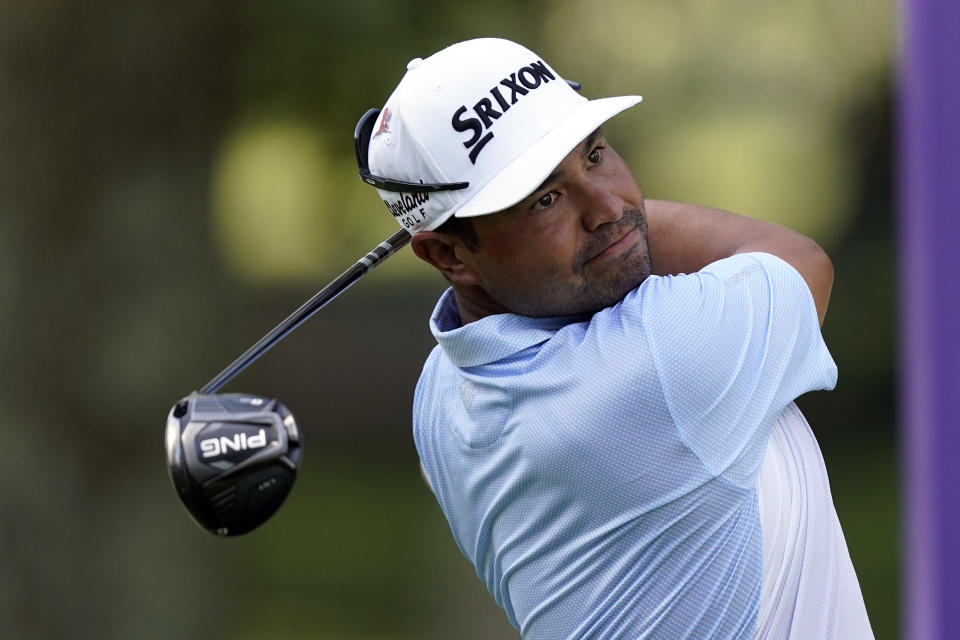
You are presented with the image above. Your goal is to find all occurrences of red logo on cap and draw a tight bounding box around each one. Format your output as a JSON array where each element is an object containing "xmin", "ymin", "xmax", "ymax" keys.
[{"xmin": 374, "ymin": 108, "xmax": 391, "ymax": 138}]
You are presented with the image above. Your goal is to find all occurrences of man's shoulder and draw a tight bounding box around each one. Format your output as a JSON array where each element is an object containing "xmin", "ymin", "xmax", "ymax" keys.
[
  {"xmin": 619, "ymin": 252, "xmax": 809, "ymax": 323},
  {"xmin": 416, "ymin": 343, "xmax": 447, "ymax": 388},
  {"xmin": 638, "ymin": 253, "xmax": 800, "ymax": 294}
]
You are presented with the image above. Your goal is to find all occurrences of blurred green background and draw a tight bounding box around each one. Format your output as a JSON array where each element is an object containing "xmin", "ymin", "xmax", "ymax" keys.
[{"xmin": 0, "ymin": 1, "xmax": 897, "ymax": 638}]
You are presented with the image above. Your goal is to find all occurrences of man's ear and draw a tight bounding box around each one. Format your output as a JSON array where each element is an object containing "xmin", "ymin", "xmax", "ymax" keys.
[{"xmin": 411, "ymin": 231, "xmax": 481, "ymax": 286}]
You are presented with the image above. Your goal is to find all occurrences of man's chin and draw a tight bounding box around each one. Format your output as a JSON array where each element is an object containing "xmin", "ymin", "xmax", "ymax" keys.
[
  {"xmin": 494, "ymin": 252, "xmax": 651, "ymax": 318},
  {"xmin": 567, "ymin": 268, "xmax": 652, "ymax": 316},
  {"xmin": 599, "ymin": 252, "xmax": 651, "ymax": 299},
  {"xmin": 595, "ymin": 276, "xmax": 650, "ymax": 312}
]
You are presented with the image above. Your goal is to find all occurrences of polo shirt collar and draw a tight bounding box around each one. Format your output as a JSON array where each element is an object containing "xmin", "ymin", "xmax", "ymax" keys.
[{"xmin": 429, "ymin": 288, "xmax": 585, "ymax": 368}]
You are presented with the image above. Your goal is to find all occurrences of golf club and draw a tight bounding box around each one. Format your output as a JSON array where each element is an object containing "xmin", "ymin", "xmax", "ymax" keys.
[
  {"xmin": 166, "ymin": 393, "xmax": 301, "ymax": 536},
  {"xmin": 166, "ymin": 228, "xmax": 411, "ymax": 536}
]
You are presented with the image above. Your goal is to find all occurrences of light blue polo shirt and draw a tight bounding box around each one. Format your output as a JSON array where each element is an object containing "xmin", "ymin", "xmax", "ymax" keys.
[{"xmin": 413, "ymin": 252, "xmax": 837, "ymax": 639}]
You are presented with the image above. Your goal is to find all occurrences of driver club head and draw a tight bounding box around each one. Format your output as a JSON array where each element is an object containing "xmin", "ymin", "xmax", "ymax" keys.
[{"xmin": 165, "ymin": 393, "xmax": 303, "ymax": 536}]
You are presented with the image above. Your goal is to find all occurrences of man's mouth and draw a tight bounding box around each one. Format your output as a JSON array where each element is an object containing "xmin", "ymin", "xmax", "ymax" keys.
[{"xmin": 585, "ymin": 225, "xmax": 639, "ymax": 265}]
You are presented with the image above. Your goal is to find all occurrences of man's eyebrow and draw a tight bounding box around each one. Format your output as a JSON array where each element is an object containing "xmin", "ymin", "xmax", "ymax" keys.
[
  {"xmin": 582, "ymin": 127, "xmax": 604, "ymax": 154},
  {"xmin": 530, "ymin": 128, "xmax": 605, "ymax": 195}
]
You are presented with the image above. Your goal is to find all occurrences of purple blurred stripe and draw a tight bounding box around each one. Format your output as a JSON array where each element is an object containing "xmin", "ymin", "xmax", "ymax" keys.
[{"xmin": 901, "ymin": 0, "xmax": 960, "ymax": 638}]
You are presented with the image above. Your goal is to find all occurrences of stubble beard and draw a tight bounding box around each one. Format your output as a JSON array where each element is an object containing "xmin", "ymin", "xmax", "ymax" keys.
[{"xmin": 502, "ymin": 207, "xmax": 652, "ymax": 318}]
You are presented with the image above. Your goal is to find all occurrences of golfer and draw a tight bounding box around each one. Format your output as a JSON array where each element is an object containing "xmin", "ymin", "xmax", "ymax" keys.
[{"xmin": 357, "ymin": 37, "xmax": 874, "ymax": 639}]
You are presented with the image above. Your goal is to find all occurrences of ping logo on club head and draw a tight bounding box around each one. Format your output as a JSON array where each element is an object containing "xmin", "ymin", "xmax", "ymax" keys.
[{"xmin": 199, "ymin": 428, "xmax": 269, "ymax": 461}]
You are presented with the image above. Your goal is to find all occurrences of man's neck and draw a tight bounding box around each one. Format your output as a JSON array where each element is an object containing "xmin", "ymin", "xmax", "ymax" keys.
[{"xmin": 452, "ymin": 287, "xmax": 509, "ymax": 325}]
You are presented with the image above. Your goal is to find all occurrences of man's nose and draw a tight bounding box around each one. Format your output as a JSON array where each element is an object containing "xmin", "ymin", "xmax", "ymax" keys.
[{"xmin": 576, "ymin": 178, "xmax": 624, "ymax": 231}]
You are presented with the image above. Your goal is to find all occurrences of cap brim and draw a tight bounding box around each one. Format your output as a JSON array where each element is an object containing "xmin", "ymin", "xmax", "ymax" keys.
[{"xmin": 453, "ymin": 95, "xmax": 642, "ymax": 218}]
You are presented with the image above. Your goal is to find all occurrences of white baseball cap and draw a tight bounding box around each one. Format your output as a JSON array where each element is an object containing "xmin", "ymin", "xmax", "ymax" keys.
[{"xmin": 357, "ymin": 38, "xmax": 642, "ymax": 232}]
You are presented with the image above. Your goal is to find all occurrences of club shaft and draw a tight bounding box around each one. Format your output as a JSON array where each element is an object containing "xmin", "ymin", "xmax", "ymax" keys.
[{"xmin": 199, "ymin": 228, "xmax": 412, "ymax": 394}]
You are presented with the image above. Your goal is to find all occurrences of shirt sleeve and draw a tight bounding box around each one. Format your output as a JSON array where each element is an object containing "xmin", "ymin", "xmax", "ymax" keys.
[{"xmin": 635, "ymin": 252, "xmax": 837, "ymax": 486}]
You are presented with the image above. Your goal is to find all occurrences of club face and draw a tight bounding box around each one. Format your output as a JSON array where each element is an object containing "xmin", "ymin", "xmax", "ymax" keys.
[{"xmin": 165, "ymin": 393, "xmax": 302, "ymax": 536}]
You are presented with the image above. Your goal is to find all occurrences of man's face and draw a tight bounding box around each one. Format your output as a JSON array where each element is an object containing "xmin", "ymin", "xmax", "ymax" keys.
[{"xmin": 457, "ymin": 130, "xmax": 651, "ymax": 318}]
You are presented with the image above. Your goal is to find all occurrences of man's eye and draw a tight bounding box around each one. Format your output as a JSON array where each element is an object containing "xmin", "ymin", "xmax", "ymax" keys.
[
  {"xmin": 533, "ymin": 192, "xmax": 556, "ymax": 210},
  {"xmin": 588, "ymin": 147, "xmax": 603, "ymax": 164}
]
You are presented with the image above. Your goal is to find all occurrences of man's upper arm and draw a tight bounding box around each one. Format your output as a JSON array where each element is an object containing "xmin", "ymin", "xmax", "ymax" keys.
[
  {"xmin": 738, "ymin": 234, "xmax": 834, "ymax": 327},
  {"xmin": 644, "ymin": 200, "xmax": 835, "ymax": 325},
  {"xmin": 636, "ymin": 253, "xmax": 837, "ymax": 484}
]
